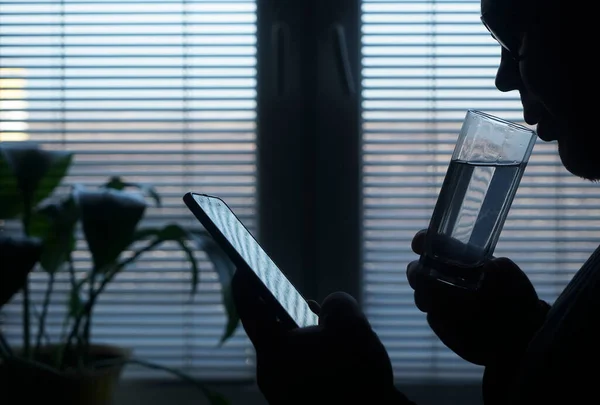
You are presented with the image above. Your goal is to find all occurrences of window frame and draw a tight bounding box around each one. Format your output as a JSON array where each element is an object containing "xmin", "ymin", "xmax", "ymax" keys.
[{"xmin": 256, "ymin": 0, "xmax": 363, "ymax": 305}]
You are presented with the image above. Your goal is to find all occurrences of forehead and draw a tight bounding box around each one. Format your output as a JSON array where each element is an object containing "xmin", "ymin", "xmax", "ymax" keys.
[
  {"xmin": 480, "ymin": 0, "xmax": 492, "ymax": 13},
  {"xmin": 481, "ymin": 0, "xmax": 531, "ymax": 15}
]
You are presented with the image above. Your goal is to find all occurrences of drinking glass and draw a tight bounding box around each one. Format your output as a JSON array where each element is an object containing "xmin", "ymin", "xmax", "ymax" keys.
[{"xmin": 420, "ymin": 110, "xmax": 537, "ymax": 289}]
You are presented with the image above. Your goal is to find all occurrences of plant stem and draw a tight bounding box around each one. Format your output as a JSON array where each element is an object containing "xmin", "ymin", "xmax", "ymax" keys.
[
  {"xmin": 57, "ymin": 257, "xmax": 82, "ymax": 370},
  {"xmin": 21, "ymin": 206, "xmax": 32, "ymax": 359},
  {"xmin": 129, "ymin": 358, "xmax": 221, "ymax": 402},
  {"xmin": 89, "ymin": 239, "xmax": 162, "ymax": 309},
  {"xmin": 68, "ymin": 255, "xmax": 77, "ymax": 288},
  {"xmin": 61, "ymin": 307, "xmax": 83, "ymax": 369},
  {"xmin": 30, "ymin": 301, "xmax": 51, "ymax": 346},
  {"xmin": 35, "ymin": 272, "xmax": 55, "ymax": 354},
  {"xmin": 0, "ymin": 333, "xmax": 13, "ymax": 358},
  {"xmin": 82, "ymin": 269, "xmax": 97, "ymax": 363},
  {"xmin": 90, "ymin": 357, "xmax": 227, "ymax": 405},
  {"xmin": 62, "ymin": 239, "xmax": 162, "ymax": 369},
  {"xmin": 0, "ymin": 344, "xmax": 9, "ymax": 359},
  {"xmin": 59, "ymin": 255, "xmax": 78, "ymax": 342},
  {"xmin": 22, "ymin": 285, "xmax": 31, "ymax": 358}
]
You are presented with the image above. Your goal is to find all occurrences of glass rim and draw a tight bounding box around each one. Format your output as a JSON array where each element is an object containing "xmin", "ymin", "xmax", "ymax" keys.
[{"xmin": 468, "ymin": 109, "xmax": 536, "ymax": 135}]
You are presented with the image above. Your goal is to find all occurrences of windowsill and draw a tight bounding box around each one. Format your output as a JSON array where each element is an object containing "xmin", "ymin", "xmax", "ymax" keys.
[{"xmin": 114, "ymin": 380, "xmax": 484, "ymax": 405}]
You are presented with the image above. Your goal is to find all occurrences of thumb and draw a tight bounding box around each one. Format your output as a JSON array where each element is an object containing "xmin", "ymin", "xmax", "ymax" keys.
[{"xmin": 411, "ymin": 229, "xmax": 427, "ymax": 255}]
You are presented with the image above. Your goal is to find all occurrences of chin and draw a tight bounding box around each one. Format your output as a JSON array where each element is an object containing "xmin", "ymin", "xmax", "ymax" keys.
[{"xmin": 557, "ymin": 139, "xmax": 600, "ymax": 181}]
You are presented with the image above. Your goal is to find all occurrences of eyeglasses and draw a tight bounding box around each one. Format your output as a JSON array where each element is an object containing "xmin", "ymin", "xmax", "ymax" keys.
[{"xmin": 480, "ymin": 11, "xmax": 525, "ymax": 62}]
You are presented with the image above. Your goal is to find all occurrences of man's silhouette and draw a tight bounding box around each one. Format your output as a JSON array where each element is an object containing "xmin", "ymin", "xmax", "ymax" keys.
[{"xmin": 232, "ymin": 0, "xmax": 586, "ymax": 403}]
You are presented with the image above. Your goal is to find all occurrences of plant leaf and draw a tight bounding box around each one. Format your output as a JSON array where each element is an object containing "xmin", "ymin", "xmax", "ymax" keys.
[
  {"xmin": 32, "ymin": 195, "xmax": 79, "ymax": 274},
  {"xmin": 0, "ymin": 144, "xmax": 72, "ymax": 214},
  {"xmin": 131, "ymin": 227, "xmax": 161, "ymax": 241},
  {"xmin": 157, "ymin": 223, "xmax": 188, "ymax": 239},
  {"xmin": 204, "ymin": 390, "xmax": 231, "ymax": 405},
  {"xmin": 102, "ymin": 176, "xmax": 126, "ymax": 191},
  {"xmin": 68, "ymin": 281, "xmax": 85, "ymax": 318},
  {"xmin": 0, "ymin": 149, "xmax": 22, "ymax": 219},
  {"xmin": 76, "ymin": 188, "xmax": 146, "ymax": 272},
  {"xmin": 175, "ymin": 237, "xmax": 199, "ymax": 297},
  {"xmin": 133, "ymin": 224, "xmax": 199, "ymax": 296},
  {"xmin": 191, "ymin": 233, "xmax": 239, "ymax": 345},
  {"xmin": 102, "ymin": 176, "xmax": 161, "ymax": 207},
  {"xmin": 0, "ymin": 235, "xmax": 43, "ymax": 308},
  {"xmin": 219, "ymin": 282, "xmax": 239, "ymax": 346}
]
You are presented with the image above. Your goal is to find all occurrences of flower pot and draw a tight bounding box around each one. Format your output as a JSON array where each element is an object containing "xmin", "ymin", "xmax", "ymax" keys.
[{"xmin": 0, "ymin": 344, "xmax": 131, "ymax": 405}]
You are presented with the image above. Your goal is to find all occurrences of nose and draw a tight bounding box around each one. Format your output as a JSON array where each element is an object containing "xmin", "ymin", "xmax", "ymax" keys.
[{"xmin": 494, "ymin": 48, "xmax": 522, "ymax": 92}]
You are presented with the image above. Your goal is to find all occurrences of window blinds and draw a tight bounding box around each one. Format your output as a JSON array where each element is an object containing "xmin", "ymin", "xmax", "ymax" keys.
[
  {"xmin": 0, "ymin": 0, "xmax": 256, "ymax": 379},
  {"xmin": 360, "ymin": 0, "xmax": 597, "ymax": 381}
]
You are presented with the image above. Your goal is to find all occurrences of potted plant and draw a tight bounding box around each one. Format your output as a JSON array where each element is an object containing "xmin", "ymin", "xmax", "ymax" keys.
[{"xmin": 0, "ymin": 143, "xmax": 239, "ymax": 404}]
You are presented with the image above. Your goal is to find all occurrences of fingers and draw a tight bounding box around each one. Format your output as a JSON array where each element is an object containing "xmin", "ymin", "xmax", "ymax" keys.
[
  {"xmin": 407, "ymin": 259, "xmax": 480, "ymax": 313},
  {"xmin": 411, "ymin": 229, "xmax": 427, "ymax": 255},
  {"xmin": 407, "ymin": 229, "xmax": 429, "ymax": 312},
  {"xmin": 426, "ymin": 312, "xmax": 487, "ymax": 366},
  {"xmin": 483, "ymin": 256, "xmax": 523, "ymax": 286},
  {"xmin": 480, "ymin": 256, "xmax": 539, "ymax": 307},
  {"xmin": 231, "ymin": 268, "xmax": 284, "ymax": 351},
  {"xmin": 413, "ymin": 283, "xmax": 432, "ymax": 313},
  {"xmin": 406, "ymin": 260, "xmax": 421, "ymax": 289},
  {"xmin": 307, "ymin": 299, "xmax": 321, "ymax": 315},
  {"xmin": 319, "ymin": 292, "xmax": 370, "ymax": 332},
  {"xmin": 406, "ymin": 260, "xmax": 433, "ymax": 312}
]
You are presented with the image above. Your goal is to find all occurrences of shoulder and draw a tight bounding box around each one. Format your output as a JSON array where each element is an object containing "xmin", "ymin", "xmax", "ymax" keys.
[{"xmin": 507, "ymin": 253, "xmax": 600, "ymax": 404}]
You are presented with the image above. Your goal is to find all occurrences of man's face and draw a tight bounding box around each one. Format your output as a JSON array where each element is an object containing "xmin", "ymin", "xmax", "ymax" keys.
[{"xmin": 481, "ymin": 0, "xmax": 587, "ymax": 179}]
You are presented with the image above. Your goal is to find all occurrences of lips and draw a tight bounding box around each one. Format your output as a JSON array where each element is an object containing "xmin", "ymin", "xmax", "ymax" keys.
[
  {"xmin": 536, "ymin": 117, "xmax": 558, "ymax": 142},
  {"xmin": 518, "ymin": 89, "xmax": 563, "ymax": 142},
  {"xmin": 524, "ymin": 111, "xmax": 540, "ymax": 126},
  {"xmin": 521, "ymin": 103, "xmax": 556, "ymax": 142},
  {"xmin": 519, "ymin": 90, "xmax": 544, "ymax": 125},
  {"xmin": 522, "ymin": 103, "xmax": 543, "ymax": 126}
]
